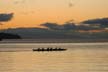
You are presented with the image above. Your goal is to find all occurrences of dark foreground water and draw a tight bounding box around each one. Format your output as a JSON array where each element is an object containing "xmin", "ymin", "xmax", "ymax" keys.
[{"xmin": 0, "ymin": 43, "xmax": 108, "ymax": 72}]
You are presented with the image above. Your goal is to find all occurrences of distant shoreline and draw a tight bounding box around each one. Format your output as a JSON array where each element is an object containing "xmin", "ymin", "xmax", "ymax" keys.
[{"xmin": 0, "ymin": 39, "xmax": 108, "ymax": 43}]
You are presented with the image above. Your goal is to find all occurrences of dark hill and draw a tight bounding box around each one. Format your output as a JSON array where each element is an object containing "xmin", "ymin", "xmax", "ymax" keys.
[{"xmin": 0, "ymin": 33, "xmax": 21, "ymax": 41}]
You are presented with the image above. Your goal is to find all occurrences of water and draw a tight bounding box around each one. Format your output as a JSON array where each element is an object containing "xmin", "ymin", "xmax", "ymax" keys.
[{"xmin": 0, "ymin": 43, "xmax": 108, "ymax": 72}]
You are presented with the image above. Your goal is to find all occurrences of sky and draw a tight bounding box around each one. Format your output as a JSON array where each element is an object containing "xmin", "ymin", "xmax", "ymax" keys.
[{"xmin": 0, "ymin": 0, "xmax": 108, "ymax": 29}]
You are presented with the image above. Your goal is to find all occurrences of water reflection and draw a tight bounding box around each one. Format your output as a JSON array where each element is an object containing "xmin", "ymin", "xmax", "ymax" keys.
[
  {"xmin": 0, "ymin": 52, "xmax": 14, "ymax": 72},
  {"xmin": 0, "ymin": 43, "xmax": 108, "ymax": 72}
]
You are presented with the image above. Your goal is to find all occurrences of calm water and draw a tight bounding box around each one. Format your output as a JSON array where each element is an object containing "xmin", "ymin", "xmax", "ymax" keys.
[{"xmin": 0, "ymin": 43, "xmax": 108, "ymax": 72}]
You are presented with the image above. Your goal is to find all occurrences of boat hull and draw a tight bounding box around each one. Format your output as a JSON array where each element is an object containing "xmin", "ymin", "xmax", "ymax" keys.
[{"xmin": 33, "ymin": 48, "xmax": 67, "ymax": 51}]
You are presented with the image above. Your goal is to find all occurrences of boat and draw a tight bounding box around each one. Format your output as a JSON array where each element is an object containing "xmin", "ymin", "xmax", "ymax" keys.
[{"xmin": 33, "ymin": 47, "xmax": 67, "ymax": 51}]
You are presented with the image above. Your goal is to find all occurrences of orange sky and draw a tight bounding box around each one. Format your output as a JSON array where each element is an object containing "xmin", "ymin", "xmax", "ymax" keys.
[{"xmin": 0, "ymin": 0, "xmax": 108, "ymax": 29}]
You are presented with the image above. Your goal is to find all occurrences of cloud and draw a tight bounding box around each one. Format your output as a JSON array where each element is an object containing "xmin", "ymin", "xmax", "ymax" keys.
[
  {"xmin": 0, "ymin": 13, "xmax": 14, "ymax": 22},
  {"xmin": 77, "ymin": 24, "xmax": 100, "ymax": 30},
  {"xmin": 40, "ymin": 22, "xmax": 62, "ymax": 30},
  {"xmin": 40, "ymin": 21, "xmax": 101, "ymax": 31},
  {"xmin": 41, "ymin": 22, "xmax": 76, "ymax": 30},
  {"xmin": 81, "ymin": 18, "xmax": 108, "ymax": 27},
  {"xmin": 63, "ymin": 23, "xmax": 76, "ymax": 30}
]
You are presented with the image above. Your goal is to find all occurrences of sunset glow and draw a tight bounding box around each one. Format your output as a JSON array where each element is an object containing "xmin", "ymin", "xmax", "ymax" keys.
[{"xmin": 0, "ymin": 0, "xmax": 108, "ymax": 29}]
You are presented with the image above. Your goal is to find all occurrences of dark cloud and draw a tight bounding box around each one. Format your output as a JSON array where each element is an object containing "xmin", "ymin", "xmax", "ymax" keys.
[
  {"xmin": 0, "ymin": 13, "xmax": 14, "ymax": 22},
  {"xmin": 41, "ymin": 22, "xmax": 76, "ymax": 30},
  {"xmin": 81, "ymin": 18, "xmax": 108, "ymax": 27},
  {"xmin": 41, "ymin": 22, "xmax": 62, "ymax": 30},
  {"xmin": 41, "ymin": 21, "xmax": 101, "ymax": 31},
  {"xmin": 63, "ymin": 23, "xmax": 76, "ymax": 30},
  {"xmin": 77, "ymin": 24, "xmax": 100, "ymax": 30}
]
